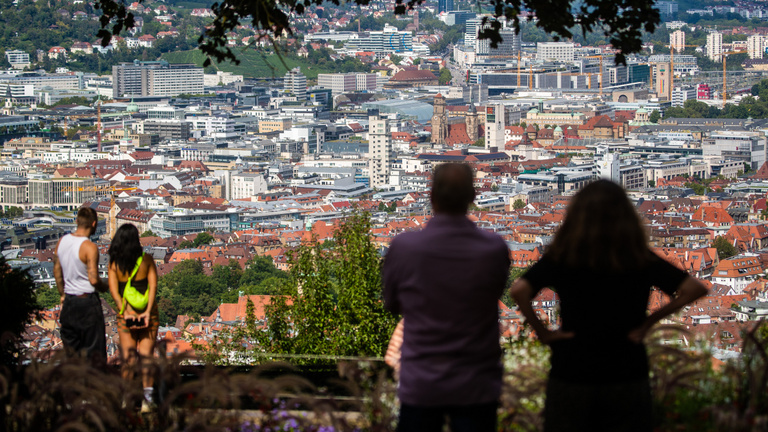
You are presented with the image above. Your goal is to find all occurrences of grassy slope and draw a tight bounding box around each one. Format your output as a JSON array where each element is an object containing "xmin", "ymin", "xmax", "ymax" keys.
[{"xmin": 161, "ymin": 49, "xmax": 331, "ymax": 79}]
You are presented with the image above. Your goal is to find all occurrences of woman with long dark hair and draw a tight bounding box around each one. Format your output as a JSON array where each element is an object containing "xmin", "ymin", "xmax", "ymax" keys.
[
  {"xmin": 510, "ymin": 180, "xmax": 707, "ymax": 432},
  {"xmin": 108, "ymin": 223, "xmax": 159, "ymax": 411}
]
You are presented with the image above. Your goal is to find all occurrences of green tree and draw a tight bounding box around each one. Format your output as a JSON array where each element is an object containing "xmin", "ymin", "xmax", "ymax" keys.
[
  {"xmin": 713, "ymin": 236, "xmax": 739, "ymax": 260},
  {"xmin": 36, "ymin": 284, "xmax": 61, "ymax": 310},
  {"xmin": 140, "ymin": 230, "xmax": 156, "ymax": 237},
  {"xmin": 685, "ymin": 182, "xmax": 707, "ymax": 195},
  {"xmin": 3, "ymin": 206, "xmax": 24, "ymax": 219},
  {"xmin": 198, "ymin": 212, "xmax": 397, "ymax": 364},
  {"xmin": 648, "ymin": 180, "xmax": 655, "ymax": 188},
  {"xmin": 649, "ymin": 110, "xmax": 661, "ymax": 123},
  {"xmin": 473, "ymin": 137, "xmax": 485, "ymax": 147},
  {"xmin": 178, "ymin": 240, "xmax": 194, "ymax": 249},
  {"xmin": 211, "ymin": 259, "xmax": 244, "ymax": 297},
  {"xmin": 157, "ymin": 259, "xmax": 223, "ymax": 322},
  {"xmin": 438, "ymin": 67, "xmax": 452, "ymax": 85},
  {"xmin": 513, "ymin": 199, "xmax": 526, "ymax": 210},
  {"xmin": 501, "ymin": 266, "xmax": 527, "ymax": 307},
  {"xmin": 264, "ymin": 212, "xmax": 396, "ymax": 361},
  {"xmin": 193, "ymin": 231, "xmax": 215, "ymax": 247},
  {"xmin": 389, "ymin": 54, "xmax": 403, "ymax": 65},
  {"xmin": 239, "ymin": 255, "xmax": 287, "ymax": 288},
  {"xmin": 98, "ymin": 0, "xmax": 659, "ymax": 66},
  {"xmin": 0, "ymin": 256, "xmax": 39, "ymax": 366}
]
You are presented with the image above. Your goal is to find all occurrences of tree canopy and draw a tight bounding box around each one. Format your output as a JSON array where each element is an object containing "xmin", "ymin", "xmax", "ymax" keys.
[{"xmin": 96, "ymin": 0, "xmax": 660, "ymax": 65}]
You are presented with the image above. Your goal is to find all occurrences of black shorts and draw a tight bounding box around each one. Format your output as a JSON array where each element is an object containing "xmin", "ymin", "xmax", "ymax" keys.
[
  {"xmin": 544, "ymin": 376, "xmax": 652, "ymax": 432},
  {"xmin": 60, "ymin": 293, "xmax": 106, "ymax": 365}
]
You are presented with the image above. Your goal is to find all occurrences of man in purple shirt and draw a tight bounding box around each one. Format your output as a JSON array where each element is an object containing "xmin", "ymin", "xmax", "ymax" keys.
[{"xmin": 383, "ymin": 163, "xmax": 510, "ymax": 432}]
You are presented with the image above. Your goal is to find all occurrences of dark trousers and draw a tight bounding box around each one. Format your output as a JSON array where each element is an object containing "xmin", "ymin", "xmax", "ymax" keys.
[
  {"xmin": 544, "ymin": 377, "xmax": 652, "ymax": 432},
  {"xmin": 60, "ymin": 293, "xmax": 106, "ymax": 365},
  {"xmin": 397, "ymin": 402, "xmax": 498, "ymax": 432}
]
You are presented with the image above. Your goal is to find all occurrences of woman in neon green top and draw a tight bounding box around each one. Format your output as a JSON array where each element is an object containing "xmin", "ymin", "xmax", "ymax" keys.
[{"xmin": 108, "ymin": 223, "xmax": 159, "ymax": 411}]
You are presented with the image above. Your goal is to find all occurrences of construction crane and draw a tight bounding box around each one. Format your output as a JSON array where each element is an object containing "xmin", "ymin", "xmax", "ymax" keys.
[
  {"xmin": 583, "ymin": 55, "xmax": 604, "ymax": 97},
  {"xmin": 62, "ymin": 185, "xmax": 138, "ymax": 239},
  {"xmin": 722, "ymin": 50, "xmax": 748, "ymax": 105}
]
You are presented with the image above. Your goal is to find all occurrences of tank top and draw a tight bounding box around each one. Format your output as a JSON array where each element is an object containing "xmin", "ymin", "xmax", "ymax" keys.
[{"xmin": 57, "ymin": 233, "xmax": 94, "ymax": 295}]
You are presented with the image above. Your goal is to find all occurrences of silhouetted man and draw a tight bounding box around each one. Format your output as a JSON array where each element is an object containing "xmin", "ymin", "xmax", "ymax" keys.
[
  {"xmin": 54, "ymin": 207, "xmax": 109, "ymax": 364},
  {"xmin": 383, "ymin": 163, "xmax": 510, "ymax": 432}
]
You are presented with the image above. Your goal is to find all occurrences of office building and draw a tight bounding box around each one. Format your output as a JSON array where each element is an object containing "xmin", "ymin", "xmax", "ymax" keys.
[
  {"xmin": 657, "ymin": 1, "xmax": 679, "ymax": 15},
  {"xmin": 438, "ymin": 0, "xmax": 454, "ymax": 13},
  {"xmin": 283, "ymin": 67, "xmax": 307, "ymax": 101},
  {"xmin": 443, "ymin": 11, "xmax": 476, "ymax": 26},
  {"xmin": 649, "ymin": 54, "xmax": 699, "ymax": 75},
  {"xmin": 672, "ymin": 86, "xmax": 696, "ymax": 107},
  {"xmin": 0, "ymin": 72, "xmax": 81, "ymax": 91},
  {"xmin": 536, "ymin": 42, "xmax": 575, "ymax": 62},
  {"xmin": 5, "ymin": 50, "xmax": 30, "ymax": 69},
  {"xmin": 149, "ymin": 210, "xmax": 238, "ymax": 237},
  {"xmin": 703, "ymin": 131, "xmax": 766, "ymax": 171},
  {"xmin": 482, "ymin": 27, "xmax": 521, "ymax": 57},
  {"xmin": 317, "ymin": 73, "xmax": 377, "ymax": 96},
  {"xmin": 345, "ymin": 24, "xmax": 413, "ymax": 56},
  {"xmin": 112, "ymin": 60, "xmax": 204, "ymax": 97},
  {"xmin": 134, "ymin": 119, "xmax": 191, "ymax": 141},
  {"xmin": 707, "ymin": 32, "xmax": 723, "ymax": 62}
]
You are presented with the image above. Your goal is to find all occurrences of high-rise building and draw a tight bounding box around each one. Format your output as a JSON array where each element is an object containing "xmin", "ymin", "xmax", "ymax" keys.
[
  {"xmin": 368, "ymin": 113, "xmax": 393, "ymax": 189},
  {"xmin": 485, "ymin": 104, "xmax": 505, "ymax": 151},
  {"xmin": 283, "ymin": 68, "xmax": 307, "ymax": 101},
  {"xmin": 464, "ymin": 17, "xmax": 483, "ymax": 50},
  {"xmin": 112, "ymin": 60, "xmax": 203, "ymax": 97},
  {"xmin": 748, "ymin": 35, "xmax": 767, "ymax": 59},
  {"xmin": 670, "ymin": 30, "xmax": 686, "ymax": 53},
  {"xmin": 707, "ymin": 32, "xmax": 723, "ymax": 62},
  {"xmin": 438, "ymin": 0, "xmax": 454, "ymax": 13},
  {"xmin": 654, "ymin": 62, "xmax": 672, "ymax": 100},
  {"xmin": 482, "ymin": 27, "xmax": 521, "ymax": 57}
]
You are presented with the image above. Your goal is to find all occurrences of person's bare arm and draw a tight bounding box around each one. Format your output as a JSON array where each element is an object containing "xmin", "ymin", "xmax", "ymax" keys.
[
  {"xmin": 136, "ymin": 255, "xmax": 157, "ymax": 328},
  {"xmin": 83, "ymin": 241, "xmax": 108, "ymax": 293},
  {"xmin": 53, "ymin": 238, "xmax": 65, "ymax": 304},
  {"xmin": 108, "ymin": 263, "xmax": 122, "ymax": 313},
  {"xmin": 510, "ymin": 279, "xmax": 574, "ymax": 344},
  {"xmin": 628, "ymin": 276, "xmax": 709, "ymax": 343}
]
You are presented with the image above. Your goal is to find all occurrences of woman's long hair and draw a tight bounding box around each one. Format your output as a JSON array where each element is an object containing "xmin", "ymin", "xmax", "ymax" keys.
[
  {"xmin": 546, "ymin": 179, "xmax": 652, "ymax": 272},
  {"xmin": 108, "ymin": 224, "xmax": 143, "ymax": 274}
]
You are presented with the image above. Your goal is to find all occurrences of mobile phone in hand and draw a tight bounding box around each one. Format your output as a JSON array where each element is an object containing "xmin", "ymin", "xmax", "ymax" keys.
[{"xmin": 126, "ymin": 317, "xmax": 143, "ymax": 328}]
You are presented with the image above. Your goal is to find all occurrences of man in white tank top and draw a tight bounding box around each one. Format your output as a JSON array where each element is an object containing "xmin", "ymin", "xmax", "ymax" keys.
[{"xmin": 54, "ymin": 207, "xmax": 108, "ymax": 364}]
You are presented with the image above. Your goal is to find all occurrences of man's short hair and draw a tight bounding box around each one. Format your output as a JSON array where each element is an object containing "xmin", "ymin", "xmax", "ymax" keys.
[
  {"xmin": 76, "ymin": 207, "xmax": 98, "ymax": 228},
  {"xmin": 431, "ymin": 163, "xmax": 475, "ymax": 215}
]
